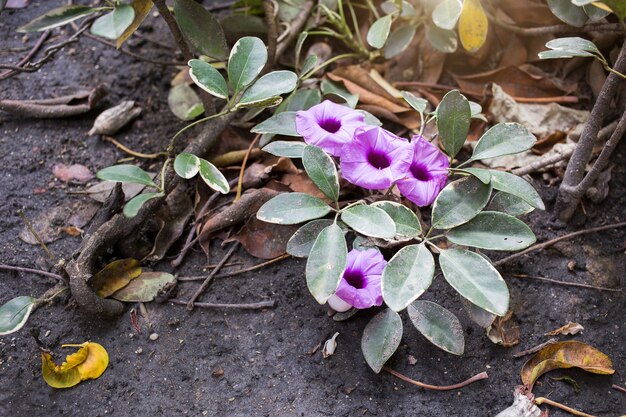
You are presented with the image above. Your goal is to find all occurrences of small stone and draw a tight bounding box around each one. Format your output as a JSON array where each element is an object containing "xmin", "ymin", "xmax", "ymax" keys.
[
  {"xmin": 567, "ymin": 260, "xmax": 577, "ymax": 271},
  {"xmin": 149, "ymin": 333, "xmax": 159, "ymax": 341},
  {"xmin": 135, "ymin": 347, "xmax": 143, "ymax": 354}
]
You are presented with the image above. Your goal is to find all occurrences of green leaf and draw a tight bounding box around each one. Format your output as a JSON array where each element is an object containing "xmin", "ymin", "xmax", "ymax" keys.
[
  {"xmin": 188, "ymin": 59, "xmax": 229, "ymax": 100},
  {"xmin": 547, "ymin": 0, "xmax": 588, "ymax": 27},
  {"xmin": 407, "ymin": 300, "xmax": 464, "ymax": 355},
  {"xmin": 262, "ymin": 141, "xmax": 307, "ymax": 158},
  {"xmin": 111, "ymin": 272, "xmax": 176, "ymax": 302},
  {"xmin": 173, "ymin": 0, "xmax": 227, "ymax": 59},
  {"xmin": 302, "ymin": 145, "xmax": 339, "ymax": 202},
  {"xmin": 431, "ymin": 176, "xmax": 492, "ymax": 229},
  {"xmin": 168, "ymin": 84, "xmax": 204, "ymax": 121},
  {"xmin": 470, "ymin": 123, "xmax": 537, "ymax": 162},
  {"xmin": 367, "ymin": 14, "xmax": 392, "ymax": 49},
  {"xmin": 460, "ymin": 167, "xmax": 491, "ymax": 184},
  {"xmin": 426, "ymin": 25, "xmax": 458, "ymax": 53},
  {"xmin": 97, "ymin": 165, "xmax": 158, "ymax": 188},
  {"xmin": 341, "ymin": 205, "xmax": 396, "ymax": 239},
  {"xmin": 361, "ymin": 309, "xmax": 403, "ymax": 373},
  {"xmin": 401, "ymin": 91, "xmax": 428, "ymax": 114},
  {"xmin": 228, "ymin": 36, "xmax": 267, "ymax": 94},
  {"xmin": 300, "ymin": 54, "xmax": 318, "ymax": 78},
  {"xmin": 90, "ymin": 5, "xmax": 134, "ymax": 40},
  {"xmin": 488, "ymin": 191, "xmax": 535, "ymax": 216},
  {"xmin": 382, "ymin": 244, "xmax": 434, "ymax": 312},
  {"xmin": 439, "ymin": 248, "xmax": 509, "ymax": 316},
  {"xmin": 539, "ymin": 36, "xmax": 601, "ymax": 60},
  {"xmin": 384, "ymin": 24, "xmax": 417, "ymax": 59},
  {"xmin": 17, "ymin": 5, "xmax": 97, "ymax": 32},
  {"xmin": 123, "ymin": 192, "xmax": 164, "ymax": 217},
  {"xmin": 174, "ymin": 153, "xmax": 201, "ymax": 179},
  {"xmin": 251, "ymin": 111, "xmax": 299, "ymax": 136},
  {"xmin": 279, "ymin": 88, "xmax": 322, "ymax": 112},
  {"xmin": 238, "ymin": 71, "xmax": 298, "ymax": 107},
  {"xmin": 489, "ymin": 170, "xmax": 545, "ymax": 210},
  {"xmin": 0, "ymin": 296, "xmax": 36, "ymax": 336},
  {"xmin": 295, "ymin": 31, "xmax": 308, "ymax": 69},
  {"xmin": 287, "ymin": 219, "xmax": 334, "ymax": 257},
  {"xmin": 320, "ymin": 79, "xmax": 359, "ymax": 108},
  {"xmin": 447, "ymin": 211, "xmax": 536, "ymax": 250},
  {"xmin": 583, "ymin": 3, "xmax": 611, "ymax": 21},
  {"xmin": 198, "ymin": 159, "xmax": 229, "ymax": 194},
  {"xmin": 306, "ymin": 224, "xmax": 347, "ymax": 304},
  {"xmin": 381, "ymin": 0, "xmax": 417, "ymax": 17},
  {"xmin": 436, "ymin": 90, "xmax": 471, "ymax": 158},
  {"xmin": 371, "ymin": 201, "xmax": 422, "ymax": 238},
  {"xmin": 257, "ymin": 193, "xmax": 332, "ymax": 224},
  {"xmin": 432, "ymin": 0, "xmax": 463, "ymax": 30}
]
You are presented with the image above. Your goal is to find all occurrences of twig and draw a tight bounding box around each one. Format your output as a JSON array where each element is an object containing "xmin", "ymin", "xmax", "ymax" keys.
[
  {"xmin": 612, "ymin": 384, "xmax": 626, "ymax": 394},
  {"xmin": 178, "ymin": 254, "xmax": 290, "ymax": 281},
  {"xmin": 262, "ymin": 0, "xmax": 279, "ymax": 72},
  {"xmin": 186, "ymin": 242, "xmax": 240, "ymax": 310},
  {"xmin": 235, "ymin": 135, "xmax": 260, "ymax": 202},
  {"xmin": 210, "ymin": 148, "xmax": 263, "ymax": 167},
  {"xmin": 103, "ymin": 136, "xmax": 166, "ymax": 159},
  {"xmin": 275, "ymin": 0, "xmax": 314, "ymax": 62},
  {"xmin": 83, "ymin": 32, "xmax": 185, "ymax": 66},
  {"xmin": 0, "ymin": 263, "xmax": 64, "ymax": 281},
  {"xmin": 17, "ymin": 210, "xmax": 57, "ymax": 264},
  {"xmin": 535, "ymin": 397, "xmax": 596, "ymax": 417},
  {"xmin": 511, "ymin": 274, "xmax": 621, "ymax": 292},
  {"xmin": 0, "ymin": 30, "xmax": 50, "ymax": 80},
  {"xmin": 170, "ymin": 298, "xmax": 275, "ymax": 310},
  {"xmin": 494, "ymin": 221, "xmax": 626, "ymax": 266},
  {"xmin": 486, "ymin": 10, "xmax": 623, "ymax": 36},
  {"xmin": 513, "ymin": 338, "xmax": 559, "ymax": 358},
  {"xmin": 382, "ymin": 367, "xmax": 489, "ymax": 391}
]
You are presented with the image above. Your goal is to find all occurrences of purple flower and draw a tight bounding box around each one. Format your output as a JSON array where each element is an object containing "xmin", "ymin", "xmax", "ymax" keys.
[
  {"xmin": 397, "ymin": 135, "xmax": 449, "ymax": 206},
  {"xmin": 327, "ymin": 248, "xmax": 386, "ymax": 312},
  {"xmin": 295, "ymin": 100, "xmax": 366, "ymax": 157},
  {"xmin": 339, "ymin": 126, "xmax": 412, "ymax": 190}
]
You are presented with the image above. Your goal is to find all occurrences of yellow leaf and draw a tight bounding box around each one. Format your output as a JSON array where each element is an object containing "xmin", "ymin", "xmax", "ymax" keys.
[
  {"xmin": 521, "ymin": 341, "xmax": 614, "ymax": 388},
  {"xmin": 592, "ymin": 2, "xmax": 612, "ymax": 12},
  {"xmin": 116, "ymin": 0, "xmax": 153, "ymax": 48},
  {"xmin": 91, "ymin": 258, "xmax": 142, "ymax": 298},
  {"xmin": 458, "ymin": 0, "xmax": 488, "ymax": 53},
  {"xmin": 42, "ymin": 342, "xmax": 109, "ymax": 388}
]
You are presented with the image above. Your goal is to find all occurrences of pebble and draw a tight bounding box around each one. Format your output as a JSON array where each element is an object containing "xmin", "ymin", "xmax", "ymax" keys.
[
  {"xmin": 149, "ymin": 333, "xmax": 159, "ymax": 341},
  {"xmin": 135, "ymin": 347, "xmax": 143, "ymax": 354}
]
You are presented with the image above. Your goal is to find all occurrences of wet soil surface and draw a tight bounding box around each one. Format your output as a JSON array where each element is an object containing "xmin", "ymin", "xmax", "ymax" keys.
[{"xmin": 0, "ymin": 2, "xmax": 624, "ymax": 416}]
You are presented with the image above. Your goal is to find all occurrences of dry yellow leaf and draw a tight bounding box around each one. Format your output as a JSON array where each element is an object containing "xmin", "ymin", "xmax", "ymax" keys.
[
  {"xmin": 116, "ymin": 0, "xmax": 153, "ymax": 48},
  {"xmin": 42, "ymin": 342, "xmax": 109, "ymax": 388},
  {"xmin": 91, "ymin": 258, "xmax": 142, "ymax": 298},
  {"xmin": 458, "ymin": 0, "xmax": 488, "ymax": 53},
  {"xmin": 544, "ymin": 321, "xmax": 584, "ymax": 336}
]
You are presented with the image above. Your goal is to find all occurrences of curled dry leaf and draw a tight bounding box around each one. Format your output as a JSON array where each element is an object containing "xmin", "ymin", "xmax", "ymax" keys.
[
  {"xmin": 323, "ymin": 332, "xmax": 340, "ymax": 358},
  {"xmin": 521, "ymin": 341, "xmax": 615, "ymax": 388},
  {"xmin": 544, "ymin": 322, "xmax": 584, "ymax": 336},
  {"xmin": 88, "ymin": 101, "xmax": 141, "ymax": 136},
  {"xmin": 90, "ymin": 258, "xmax": 142, "ymax": 298},
  {"xmin": 42, "ymin": 342, "xmax": 109, "ymax": 388},
  {"xmin": 111, "ymin": 271, "xmax": 176, "ymax": 302},
  {"xmin": 486, "ymin": 311, "xmax": 520, "ymax": 347},
  {"xmin": 52, "ymin": 163, "xmax": 94, "ymax": 183}
]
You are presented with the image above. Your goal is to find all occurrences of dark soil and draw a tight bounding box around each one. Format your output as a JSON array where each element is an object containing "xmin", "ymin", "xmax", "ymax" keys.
[{"xmin": 0, "ymin": 2, "xmax": 624, "ymax": 416}]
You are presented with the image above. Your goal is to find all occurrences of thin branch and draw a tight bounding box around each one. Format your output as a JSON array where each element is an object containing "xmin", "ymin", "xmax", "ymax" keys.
[
  {"xmin": 275, "ymin": 0, "xmax": 314, "ymax": 62},
  {"xmin": 612, "ymin": 384, "xmax": 626, "ymax": 394},
  {"xmin": 262, "ymin": 0, "xmax": 279, "ymax": 72},
  {"xmin": 103, "ymin": 136, "xmax": 167, "ymax": 159},
  {"xmin": 17, "ymin": 210, "xmax": 57, "ymax": 264},
  {"xmin": 0, "ymin": 29, "xmax": 50, "ymax": 80},
  {"xmin": 178, "ymin": 254, "xmax": 290, "ymax": 281},
  {"xmin": 186, "ymin": 242, "xmax": 239, "ymax": 310},
  {"xmin": 383, "ymin": 367, "xmax": 489, "ymax": 391},
  {"xmin": 151, "ymin": 0, "xmax": 193, "ymax": 61},
  {"xmin": 513, "ymin": 339, "xmax": 559, "ymax": 358},
  {"xmin": 0, "ymin": 263, "xmax": 64, "ymax": 281},
  {"xmin": 494, "ymin": 221, "xmax": 626, "ymax": 266},
  {"xmin": 534, "ymin": 397, "xmax": 597, "ymax": 417},
  {"xmin": 83, "ymin": 32, "xmax": 185, "ymax": 66},
  {"xmin": 486, "ymin": 10, "xmax": 623, "ymax": 36},
  {"xmin": 511, "ymin": 274, "xmax": 621, "ymax": 292},
  {"xmin": 170, "ymin": 298, "xmax": 275, "ymax": 310}
]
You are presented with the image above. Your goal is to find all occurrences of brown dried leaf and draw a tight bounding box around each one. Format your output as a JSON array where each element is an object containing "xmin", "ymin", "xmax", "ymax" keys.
[
  {"xmin": 18, "ymin": 201, "xmax": 98, "ymax": 244},
  {"xmin": 486, "ymin": 311, "xmax": 520, "ymax": 347},
  {"xmin": 544, "ymin": 322, "xmax": 584, "ymax": 336},
  {"xmin": 521, "ymin": 341, "xmax": 615, "ymax": 387},
  {"xmin": 90, "ymin": 258, "xmax": 142, "ymax": 298},
  {"xmin": 228, "ymin": 216, "xmax": 298, "ymax": 259}
]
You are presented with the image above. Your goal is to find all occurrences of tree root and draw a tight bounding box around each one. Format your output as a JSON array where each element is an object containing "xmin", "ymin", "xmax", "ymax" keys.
[{"xmin": 66, "ymin": 114, "xmax": 235, "ymax": 317}]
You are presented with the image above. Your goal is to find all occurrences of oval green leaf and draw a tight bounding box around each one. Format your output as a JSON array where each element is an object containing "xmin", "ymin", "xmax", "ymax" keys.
[
  {"xmin": 188, "ymin": 59, "xmax": 229, "ymax": 100},
  {"xmin": 382, "ymin": 244, "xmax": 434, "ymax": 312},
  {"xmin": 173, "ymin": 0, "xmax": 227, "ymax": 59},
  {"xmin": 436, "ymin": 90, "xmax": 471, "ymax": 158},
  {"xmin": 361, "ymin": 309, "xmax": 403, "ymax": 373},
  {"xmin": 460, "ymin": 167, "xmax": 491, "ymax": 184},
  {"xmin": 489, "ymin": 170, "xmax": 544, "ymax": 209},
  {"xmin": 447, "ymin": 211, "xmax": 536, "ymax": 250},
  {"xmin": 305, "ymin": 224, "xmax": 347, "ymax": 304},
  {"xmin": 488, "ymin": 191, "xmax": 535, "ymax": 216},
  {"xmin": 302, "ymin": 145, "xmax": 339, "ymax": 202},
  {"xmin": 341, "ymin": 205, "xmax": 396, "ymax": 239},
  {"xmin": 401, "ymin": 91, "xmax": 428, "ymax": 114},
  {"xmin": 367, "ymin": 14, "xmax": 392, "ymax": 49},
  {"xmin": 228, "ymin": 36, "xmax": 267, "ymax": 94},
  {"xmin": 426, "ymin": 24, "xmax": 458, "ymax": 53},
  {"xmin": 97, "ymin": 165, "xmax": 158, "ymax": 188},
  {"xmin": 287, "ymin": 219, "xmax": 334, "ymax": 257},
  {"xmin": 238, "ymin": 70, "xmax": 298, "ymax": 107},
  {"xmin": 17, "ymin": 5, "xmax": 97, "ymax": 32},
  {"xmin": 470, "ymin": 123, "xmax": 536, "ymax": 162},
  {"xmin": 431, "ymin": 176, "xmax": 492, "ymax": 229},
  {"xmin": 384, "ymin": 25, "xmax": 417, "ymax": 59},
  {"xmin": 198, "ymin": 159, "xmax": 229, "ymax": 194},
  {"xmin": 371, "ymin": 201, "xmax": 422, "ymax": 238},
  {"xmin": 0, "ymin": 296, "xmax": 36, "ymax": 336},
  {"xmin": 90, "ymin": 5, "xmax": 134, "ymax": 40},
  {"xmin": 168, "ymin": 84, "xmax": 204, "ymax": 121},
  {"xmin": 251, "ymin": 111, "xmax": 299, "ymax": 136},
  {"xmin": 257, "ymin": 193, "xmax": 331, "ymax": 225},
  {"xmin": 432, "ymin": 0, "xmax": 463, "ymax": 30},
  {"xmin": 547, "ymin": 0, "xmax": 588, "ymax": 27},
  {"xmin": 439, "ymin": 248, "xmax": 509, "ymax": 316},
  {"xmin": 174, "ymin": 153, "xmax": 201, "ymax": 179},
  {"xmin": 262, "ymin": 140, "xmax": 306, "ymax": 158},
  {"xmin": 123, "ymin": 192, "xmax": 164, "ymax": 218},
  {"xmin": 408, "ymin": 300, "xmax": 464, "ymax": 355}
]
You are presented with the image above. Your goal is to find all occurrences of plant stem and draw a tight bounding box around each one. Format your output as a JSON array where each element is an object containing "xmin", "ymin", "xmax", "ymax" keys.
[
  {"xmin": 151, "ymin": 0, "xmax": 192, "ymax": 61},
  {"xmin": 0, "ymin": 264, "xmax": 64, "ymax": 281},
  {"xmin": 534, "ymin": 397, "xmax": 597, "ymax": 417},
  {"xmin": 383, "ymin": 367, "xmax": 489, "ymax": 391},
  {"xmin": 301, "ymin": 52, "xmax": 362, "ymax": 80},
  {"xmin": 173, "ymin": 110, "xmax": 231, "ymax": 142},
  {"xmin": 171, "ymin": 299, "xmax": 275, "ymax": 310},
  {"xmin": 235, "ymin": 135, "xmax": 260, "ymax": 202},
  {"xmin": 103, "ymin": 136, "xmax": 167, "ymax": 159}
]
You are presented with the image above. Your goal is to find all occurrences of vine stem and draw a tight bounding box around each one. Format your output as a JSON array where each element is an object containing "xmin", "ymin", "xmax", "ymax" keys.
[
  {"xmin": 534, "ymin": 397, "xmax": 596, "ymax": 417},
  {"xmin": 300, "ymin": 53, "xmax": 362, "ymax": 81},
  {"xmin": 382, "ymin": 367, "xmax": 489, "ymax": 391}
]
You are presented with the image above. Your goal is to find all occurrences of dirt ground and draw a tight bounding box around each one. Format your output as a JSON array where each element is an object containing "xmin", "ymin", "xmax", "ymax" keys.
[{"xmin": 0, "ymin": 2, "xmax": 624, "ymax": 416}]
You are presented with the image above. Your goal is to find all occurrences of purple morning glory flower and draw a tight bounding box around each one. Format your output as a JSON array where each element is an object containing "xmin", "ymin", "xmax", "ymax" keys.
[
  {"xmin": 327, "ymin": 248, "xmax": 386, "ymax": 312},
  {"xmin": 397, "ymin": 135, "xmax": 450, "ymax": 207},
  {"xmin": 339, "ymin": 126, "xmax": 412, "ymax": 190},
  {"xmin": 295, "ymin": 100, "xmax": 366, "ymax": 157}
]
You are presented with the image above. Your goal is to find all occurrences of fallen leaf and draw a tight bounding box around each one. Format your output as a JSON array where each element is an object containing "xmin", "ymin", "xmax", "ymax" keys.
[
  {"xmin": 0, "ymin": 296, "xmax": 36, "ymax": 336},
  {"xmin": 458, "ymin": 0, "xmax": 488, "ymax": 53},
  {"xmin": 52, "ymin": 163, "xmax": 94, "ymax": 183},
  {"xmin": 61, "ymin": 226, "xmax": 82, "ymax": 237},
  {"xmin": 168, "ymin": 84, "xmax": 204, "ymax": 121},
  {"xmin": 323, "ymin": 332, "xmax": 340, "ymax": 358},
  {"xmin": 228, "ymin": 216, "xmax": 298, "ymax": 259},
  {"xmin": 18, "ymin": 201, "xmax": 99, "ymax": 245},
  {"xmin": 90, "ymin": 258, "xmax": 142, "ymax": 298},
  {"xmin": 111, "ymin": 271, "xmax": 176, "ymax": 302},
  {"xmin": 544, "ymin": 322, "xmax": 584, "ymax": 336},
  {"xmin": 84, "ymin": 173, "xmax": 157, "ymax": 203},
  {"xmin": 521, "ymin": 341, "xmax": 615, "ymax": 387},
  {"xmin": 486, "ymin": 311, "xmax": 520, "ymax": 347},
  {"xmin": 42, "ymin": 342, "xmax": 109, "ymax": 388}
]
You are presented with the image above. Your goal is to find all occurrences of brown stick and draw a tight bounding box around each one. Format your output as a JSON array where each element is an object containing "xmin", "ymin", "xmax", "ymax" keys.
[
  {"xmin": 275, "ymin": 0, "xmax": 314, "ymax": 62},
  {"xmin": 178, "ymin": 254, "xmax": 290, "ymax": 281},
  {"xmin": 170, "ymin": 298, "xmax": 275, "ymax": 310},
  {"xmin": 511, "ymin": 274, "xmax": 621, "ymax": 292},
  {"xmin": 0, "ymin": 29, "xmax": 50, "ymax": 80},
  {"xmin": 235, "ymin": 135, "xmax": 260, "ymax": 202},
  {"xmin": 513, "ymin": 338, "xmax": 559, "ymax": 358},
  {"xmin": 186, "ymin": 242, "xmax": 240, "ymax": 310},
  {"xmin": 0, "ymin": 264, "xmax": 64, "ymax": 281},
  {"xmin": 612, "ymin": 384, "xmax": 626, "ymax": 394},
  {"xmin": 494, "ymin": 221, "xmax": 626, "ymax": 266},
  {"xmin": 534, "ymin": 397, "xmax": 597, "ymax": 417},
  {"xmin": 83, "ymin": 32, "xmax": 185, "ymax": 66},
  {"xmin": 262, "ymin": 0, "xmax": 278, "ymax": 73},
  {"xmin": 383, "ymin": 367, "xmax": 489, "ymax": 391}
]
